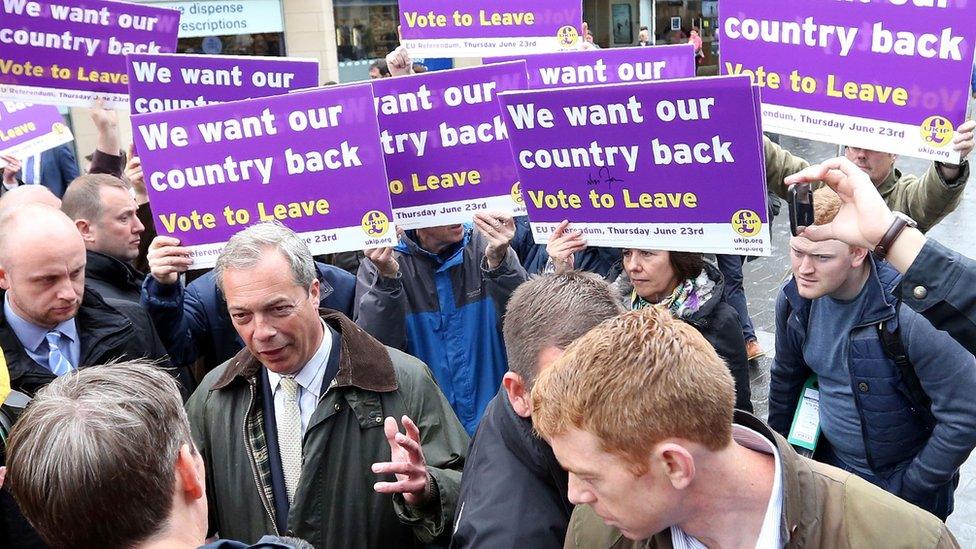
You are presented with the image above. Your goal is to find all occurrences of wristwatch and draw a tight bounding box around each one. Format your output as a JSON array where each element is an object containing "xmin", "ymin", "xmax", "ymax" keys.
[{"xmin": 874, "ymin": 212, "xmax": 917, "ymax": 260}]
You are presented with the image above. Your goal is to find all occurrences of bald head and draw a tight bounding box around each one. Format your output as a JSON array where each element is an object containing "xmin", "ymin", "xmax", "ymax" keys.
[
  {"xmin": 0, "ymin": 185, "xmax": 61, "ymax": 211},
  {"xmin": 0, "ymin": 205, "xmax": 86, "ymax": 328},
  {"xmin": 0, "ymin": 204, "xmax": 81, "ymax": 264}
]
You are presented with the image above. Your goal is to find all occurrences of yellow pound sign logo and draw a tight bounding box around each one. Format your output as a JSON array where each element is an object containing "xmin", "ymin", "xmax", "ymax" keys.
[
  {"xmin": 731, "ymin": 210, "xmax": 762, "ymax": 237},
  {"xmin": 361, "ymin": 210, "xmax": 390, "ymax": 237},
  {"xmin": 557, "ymin": 25, "xmax": 579, "ymax": 49},
  {"xmin": 920, "ymin": 116, "xmax": 954, "ymax": 148},
  {"xmin": 511, "ymin": 181, "xmax": 524, "ymax": 205}
]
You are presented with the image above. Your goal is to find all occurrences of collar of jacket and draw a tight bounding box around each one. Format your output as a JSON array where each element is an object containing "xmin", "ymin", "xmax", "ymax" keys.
[
  {"xmin": 85, "ymin": 250, "xmax": 145, "ymax": 289},
  {"xmin": 398, "ymin": 225, "xmax": 473, "ymax": 266},
  {"xmin": 873, "ymin": 167, "xmax": 903, "ymax": 199},
  {"xmin": 783, "ymin": 254, "xmax": 903, "ymax": 335},
  {"xmin": 0, "ymin": 287, "xmax": 134, "ymax": 391},
  {"xmin": 495, "ymin": 386, "xmax": 565, "ymax": 479},
  {"xmin": 731, "ymin": 411, "xmax": 820, "ymax": 545},
  {"xmin": 211, "ymin": 309, "xmax": 398, "ymax": 392}
]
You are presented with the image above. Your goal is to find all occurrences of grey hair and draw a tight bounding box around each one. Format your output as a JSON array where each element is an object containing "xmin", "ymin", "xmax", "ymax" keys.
[
  {"xmin": 503, "ymin": 271, "xmax": 625, "ymax": 387},
  {"xmin": 214, "ymin": 221, "xmax": 315, "ymax": 293},
  {"xmin": 6, "ymin": 360, "xmax": 192, "ymax": 549}
]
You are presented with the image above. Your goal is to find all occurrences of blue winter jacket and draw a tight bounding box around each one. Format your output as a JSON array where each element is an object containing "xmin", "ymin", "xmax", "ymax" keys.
[
  {"xmin": 769, "ymin": 257, "xmax": 976, "ymax": 514},
  {"xmin": 355, "ymin": 225, "xmax": 527, "ymax": 434},
  {"xmin": 141, "ymin": 262, "xmax": 356, "ymax": 370}
]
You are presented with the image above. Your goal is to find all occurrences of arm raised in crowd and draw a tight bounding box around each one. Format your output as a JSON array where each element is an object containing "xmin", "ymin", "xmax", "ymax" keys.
[
  {"xmin": 473, "ymin": 212, "xmax": 528, "ymax": 320},
  {"xmin": 786, "ymin": 157, "xmax": 976, "ymax": 355},
  {"xmin": 139, "ymin": 236, "xmax": 208, "ymax": 367},
  {"xmin": 87, "ymin": 99, "xmax": 124, "ymax": 177},
  {"xmin": 355, "ymin": 246, "xmax": 409, "ymax": 350}
]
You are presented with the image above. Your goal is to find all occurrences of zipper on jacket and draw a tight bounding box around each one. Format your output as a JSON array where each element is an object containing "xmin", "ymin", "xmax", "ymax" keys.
[{"xmin": 243, "ymin": 378, "xmax": 280, "ymax": 535}]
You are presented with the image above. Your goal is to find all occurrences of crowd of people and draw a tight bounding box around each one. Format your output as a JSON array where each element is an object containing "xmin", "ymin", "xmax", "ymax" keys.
[{"xmin": 1, "ymin": 36, "xmax": 976, "ymax": 549}]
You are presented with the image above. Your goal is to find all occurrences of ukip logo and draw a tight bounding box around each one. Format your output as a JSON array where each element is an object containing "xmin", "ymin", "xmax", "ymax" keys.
[
  {"xmin": 556, "ymin": 25, "xmax": 579, "ymax": 49},
  {"xmin": 361, "ymin": 210, "xmax": 390, "ymax": 237},
  {"xmin": 731, "ymin": 209, "xmax": 762, "ymax": 237},
  {"xmin": 919, "ymin": 116, "xmax": 954, "ymax": 148}
]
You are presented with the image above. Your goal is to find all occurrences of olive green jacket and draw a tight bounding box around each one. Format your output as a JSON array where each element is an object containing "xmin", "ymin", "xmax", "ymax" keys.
[
  {"xmin": 563, "ymin": 413, "xmax": 959, "ymax": 549},
  {"xmin": 185, "ymin": 310, "xmax": 469, "ymax": 548},
  {"xmin": 764, "ymin": 137, "xmax": 969, "ymax": 233}
]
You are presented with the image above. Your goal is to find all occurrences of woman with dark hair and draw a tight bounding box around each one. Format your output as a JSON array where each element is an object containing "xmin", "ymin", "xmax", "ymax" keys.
[
  {"xmin": 546, "ymin": 225, "xmax": 753, "ymax": 411},
  {"xmin": 621, "ymin": 249, "xmax": 753, "ymax": 412}
]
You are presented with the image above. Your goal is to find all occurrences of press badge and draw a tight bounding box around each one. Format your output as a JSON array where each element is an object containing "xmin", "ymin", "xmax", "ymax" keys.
[{"xmin": 787, "ymin": 376, "xmax": 820, "ymax": 454}]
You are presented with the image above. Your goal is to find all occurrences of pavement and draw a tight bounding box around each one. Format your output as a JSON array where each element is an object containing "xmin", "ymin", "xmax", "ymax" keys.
[{"xmin": 742, "ymin": 98, "xmax": 976, "ymax": 545}]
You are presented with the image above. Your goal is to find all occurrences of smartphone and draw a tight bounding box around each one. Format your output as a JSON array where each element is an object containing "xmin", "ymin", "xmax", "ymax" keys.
[{"xmin": 788, "ymin": 184, "xmax": 814, "ymax": 236}]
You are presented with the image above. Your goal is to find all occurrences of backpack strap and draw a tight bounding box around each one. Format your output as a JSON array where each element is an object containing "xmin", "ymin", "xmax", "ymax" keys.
[{"xmin": 877, "ymin": 318, "xmax": 935, "ymax": 430}]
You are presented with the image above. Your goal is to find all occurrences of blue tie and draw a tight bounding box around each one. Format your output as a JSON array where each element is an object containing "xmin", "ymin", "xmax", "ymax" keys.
[
  {"xmin": 45, "ymin": 331, "xmax": 73, "ymax": 376},
  {"xmin": 24, "ymin": 155, "xmax": 35, "ymax": 185}
]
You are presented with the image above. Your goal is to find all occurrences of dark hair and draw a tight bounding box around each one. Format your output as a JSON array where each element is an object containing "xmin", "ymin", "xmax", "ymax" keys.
[
  {"xmin": 669, "ymin": 251, "xmax": 705, "ymax": 282},
  {"xmin": 369, "ymin": 59, "xmax": 391, "ymax": 77}
]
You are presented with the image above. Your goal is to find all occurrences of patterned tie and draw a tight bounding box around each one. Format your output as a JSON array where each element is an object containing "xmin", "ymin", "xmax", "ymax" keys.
[
  {"xmin": 45, "ymin": 331, "xmax": 73, "ymax": 376},
  {"xmin": 277, "ymin": 376, "xmax": 303, "ymax": 504}
]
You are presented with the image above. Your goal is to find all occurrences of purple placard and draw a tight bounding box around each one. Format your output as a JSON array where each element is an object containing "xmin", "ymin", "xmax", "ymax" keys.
[
  {"xmin": 499, "ymin": 75, "xmax": 771, "ymax": 256},
  {"xmin": 0, "ymin": 101, "xmax": 73, "ymax": 165},
  {"xmin": 0, "ymin": 0, "xmax": 180, "ymax": 108},
  {"xmin": 131, "ymin": 85, "xmax": 396, "ymax": 268},
  {"xmin": 127, "ymin": 53, "xmax": 319, "ymax": 114},
  {"xmin": 720, "ymin": 0, "xmax": 976, "ymax": 163},
  {"xmin": 371, "ymin": 62, "xmax": 528, "ymax": 229},
  {"xmin": 487, "ymin": 45, "xmax": 696, "ymax": 89},
  {"xmin": 398, "ymin": 0, "xmax": 583, "ymax": 57}
]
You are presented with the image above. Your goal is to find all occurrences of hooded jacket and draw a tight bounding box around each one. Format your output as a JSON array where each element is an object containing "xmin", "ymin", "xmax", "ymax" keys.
[{"xmin": 356, "ymin": 225, "xmax": 527, "ymax": 434}]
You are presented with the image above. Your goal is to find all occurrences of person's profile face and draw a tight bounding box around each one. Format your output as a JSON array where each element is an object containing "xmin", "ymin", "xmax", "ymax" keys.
[
  {"xmin": 551, "ymin": 427, "xmax": 676, "ymax": 540},
  {"xmin": 91, "ymin": 186, "xmax": 144, "ymax": 262}
]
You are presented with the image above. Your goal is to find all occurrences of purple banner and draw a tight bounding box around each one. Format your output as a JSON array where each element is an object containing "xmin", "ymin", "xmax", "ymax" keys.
[
  {"xmin": 131, "ymin": 85, "xmax": 396, "ymax": 268},
  {"xmin": 0, "ymin": 0, "xmax": 180, "ymax": 108},
  {"xmin": 0, "ymin": 101, "xmax": 73, "ymax": 164},
  {"xmin": 721, "ymin": 0, "xmax": 976, "ymax": 162},
  {"xmin": 499, "ymin": 76, "xmax": 771, "ymax": 256},
  {"xmin": 371, "ymin": 62, "xmax": 528, "ymax": 229},
  {"xmin": 488, "ymin": 45, "xmax": 696, "ymax": 89},
  {"xmin": 399, "ymin": 0, "xmax": 583, "ymax": 57},
  {"xmin": 127, "ymin": 53, "xmax": 319, "ymax": 114}
]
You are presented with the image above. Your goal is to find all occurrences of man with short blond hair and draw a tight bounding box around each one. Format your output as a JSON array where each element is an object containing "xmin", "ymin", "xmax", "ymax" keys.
[
  {"xmin": 770, "ymin": 186, "xmax": 976, "ymax": 520},
  {"xmin": 536, "ymin": 307, "xmax": 959, "ymax": 548}
]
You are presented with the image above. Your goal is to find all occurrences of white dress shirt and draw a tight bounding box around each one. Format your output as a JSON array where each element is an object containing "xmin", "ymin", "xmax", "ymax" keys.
[
  {"xmin": 670, "ymin": 424, "xmax": 784, "ymax": 549},
  {"xmin": 266, "ymin": 320, "xmax": 333, "ymax": 434}
]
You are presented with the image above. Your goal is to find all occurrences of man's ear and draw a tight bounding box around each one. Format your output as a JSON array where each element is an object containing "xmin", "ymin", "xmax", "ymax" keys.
[
  {"xmin": 74, "ymin": 219, "xmax": 95, "ymax": 243},
  {"xmin": 502, "ymin": 372, "xmax": 531, "ymax": 418},
  {"xmin": 175, "ymin": 443, "xmax": 205, "ymax": 501},
  {"xmin": 656, "ymin": 443, "xmax": 696, "ymax": 491},
  {"xmin": 0, "ymin": 264, "xmax": 9, "ymax": 291},
  {"xmin": 308, "ymin": 278, "xmax": 320, "ymax": 303},
  {"xmin": 850, "ymin": 245, "xmax": 870, "ymax": 268}
]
